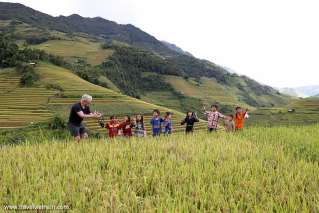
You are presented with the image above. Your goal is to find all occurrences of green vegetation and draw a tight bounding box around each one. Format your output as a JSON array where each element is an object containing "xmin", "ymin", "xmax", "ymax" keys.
[
  {"xmin": 16, "ymin": 63, "xmax": 39, "ymax": 87},
  {"xmin": 0, "ymin": 125, "xmax": 70, "ymax": 146},
  {"xmin": 48, "ymin": 114, "xmax": 67, "ymax": 130},
  {"xmin": 0, "ymin": 34, "xmax": 21, "ymax": 68},
  {"xmin": 25, "ymin": 36, "xmax": 49, "ymax": 45},
  {"xmin": 45, "ymin": 83, "xmax": 64, "ymax": 92},
  {"xmin": 100, "ymin": 45, "xmax": 178, "ymax": 98},
  {"xmin": 1, "ymin": 126, "xmax": 319, "ymax": 211}
]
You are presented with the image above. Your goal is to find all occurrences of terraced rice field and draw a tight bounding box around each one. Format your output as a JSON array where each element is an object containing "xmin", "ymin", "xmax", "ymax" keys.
[
  {"xmin": 1, "ymin": 63, "xmax": 317, "ymax": 132},
  {"xmin": 0, "ymin": 70, "xmax": 55, "ymax": 128},
  {"xmin": 0, "ymin": 63, "xmax": 208, "ymax": 133},
  {"xmin": 165, "ymin": 75, "xmax": 248, "ymax": 107},
  {"xmin": 246, "ymin": 98, "xmax": 319, "ymax": 126}
]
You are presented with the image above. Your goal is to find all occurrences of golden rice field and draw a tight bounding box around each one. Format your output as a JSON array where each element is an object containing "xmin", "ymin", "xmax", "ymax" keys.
[
  {"xmin": 1, "ymin": 125, "xmax": 319, "ymax": 212},
  {"xmin": 0, "ymin": 69, "xmax": 55, "ymax": 128}
]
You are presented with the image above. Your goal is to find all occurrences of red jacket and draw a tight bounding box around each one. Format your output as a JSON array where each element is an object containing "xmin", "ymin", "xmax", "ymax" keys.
[
  {"xmin": 120, "ymin": 121, "xmax": 133, "ymax": 137},
  {"xmin": 106, "ymin": 120, "xmax": 120, "ymax": 138}
]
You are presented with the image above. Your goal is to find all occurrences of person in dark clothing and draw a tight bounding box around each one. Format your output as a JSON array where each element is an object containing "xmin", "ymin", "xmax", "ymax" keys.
[
  {"xmin": 181, "ymin": 111, "xmax": 199, "ymax": 134},
  {"xmin": 68, "ymin": 94, "xmax": 101, "ymax": 143}
]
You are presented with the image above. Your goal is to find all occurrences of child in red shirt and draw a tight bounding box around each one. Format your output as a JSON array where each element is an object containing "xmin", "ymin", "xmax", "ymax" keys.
[
  {"xmin": 120, "ymin": 116, "xmax": 134, "ymax": 137},
  {"xmin": 106, "ymin": 115, "xmax": 120, "ymax": 138}
]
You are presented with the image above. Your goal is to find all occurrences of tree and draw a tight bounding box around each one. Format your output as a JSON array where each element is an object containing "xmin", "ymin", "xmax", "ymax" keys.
[{"xmin": 0, "ymin": 34, "xmax": 20, "ymax": 68}]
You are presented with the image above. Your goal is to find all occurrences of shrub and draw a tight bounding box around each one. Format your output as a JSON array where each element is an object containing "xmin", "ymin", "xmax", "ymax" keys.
[
  {"xmin": 17, "ymin": 63, "xmax": 39, "ymax": 87},
  {"xmin": 16, "ymin": 62, "xmax": 32, "ymax": 73},
  {"xmin": 48, "ymin": 115, "xmax": 67, "ymax": 130},
  {"xmin": 101, "ymin": 41, "xmax": 112, "ymax": 49},
  {"xmin": 8, "ymin": 133, "xmax": 26, "ymax": 145},
  {"xmin": 25, "ymin": 36, "xmax": 49, "ymax": 45},
  {"xmin": 20, "ymin": 71, "xmax": 39, "ymax": 87},
  {"xmin": 0, "ymin": 34, "xmax": 21, "ymax": 68},
  {"xmin": 45, "ymin": 83, "xmax": 64, "ymax": 92}
]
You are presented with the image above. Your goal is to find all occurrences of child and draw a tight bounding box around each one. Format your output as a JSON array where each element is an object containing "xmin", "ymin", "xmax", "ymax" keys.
[
  {"xmin": 235, "ymin": 107, "xmax": 249, "ymax": 131},
  {"xmin": 203, "ymin": 104, "xmax": 225, "ymax": 132},
  {"xmin": 224, "ymin": 115, "xmax": 235, "ymax": 132},
  {"xmin": 105, "ymin": 115, "xmax": 120, "ymax": 138},
  {"xmin": 134, "ymin": 114, "xmax": 146, "ymax": 137},
  {"xmin": 181, "ymin": 111, "xmax": 199, "ymax": 134},
  {"xmin": 120, "ymin": 115, "xmax": 134, "ymax": 137},
  {"xmin": 150, "ymin": 109, "xmax": 163, "ymax": 137},
  {"xmin": 162, "ymin": 112, "xmax": 173, "ymax": 135}
]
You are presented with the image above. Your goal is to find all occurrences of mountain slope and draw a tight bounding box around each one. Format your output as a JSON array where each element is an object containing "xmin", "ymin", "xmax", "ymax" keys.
[
  {"xmin": 0, "ymin": 2, "xmax": 174, "ymax": 56},
  {"xmin": 161, "ymin": 41, "xmax": 193, "ymax": 56},
  {"xmin": 0, "ymin": 2, "xmax": 290, "ymax": 114}
]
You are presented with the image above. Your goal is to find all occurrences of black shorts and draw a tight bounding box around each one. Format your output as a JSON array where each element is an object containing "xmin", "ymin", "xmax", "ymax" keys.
[
  {"xmin": 69, "ymin": 123, "xmax": 87, "ymax": 137},
  {"xmin": 185, "ymin": 126, "xmax": 194, "ymax": 133}
]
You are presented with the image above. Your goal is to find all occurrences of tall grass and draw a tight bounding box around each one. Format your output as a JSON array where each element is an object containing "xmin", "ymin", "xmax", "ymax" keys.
[{"xmin": 1, "ymin": 126, "xmax": 319, "ymax": 212}]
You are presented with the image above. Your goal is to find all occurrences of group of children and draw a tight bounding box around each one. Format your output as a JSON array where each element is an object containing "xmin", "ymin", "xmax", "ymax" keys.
[
  {"xmin": 204, "ymin": 104, "xmax": 249, "ymax": 132},
  {"xmin": 100, "ymin": 105, "xmax": 248, "ymax": 138},
  {"xmin": 102, "ymin": 110, "xmax": 173, "ymax": 138}
]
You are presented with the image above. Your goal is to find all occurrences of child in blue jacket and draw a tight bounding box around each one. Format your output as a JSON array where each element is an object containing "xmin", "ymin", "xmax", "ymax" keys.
[
  {"xmin": 150, "ymin": 109, "xmax": 163, "ymax": 137},
  {"xmin": 162, "ymin": 112, "xmax": 173, "ymax": 135}
]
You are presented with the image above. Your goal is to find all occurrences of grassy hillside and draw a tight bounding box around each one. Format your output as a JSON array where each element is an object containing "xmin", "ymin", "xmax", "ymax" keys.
[
  {"xmin": 0, "ymin": 63, "xmax": 208, "ymax": 132},
  {"xmin": 1, "ymin": 126, "xmax": 319, "ymax": 211}
]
